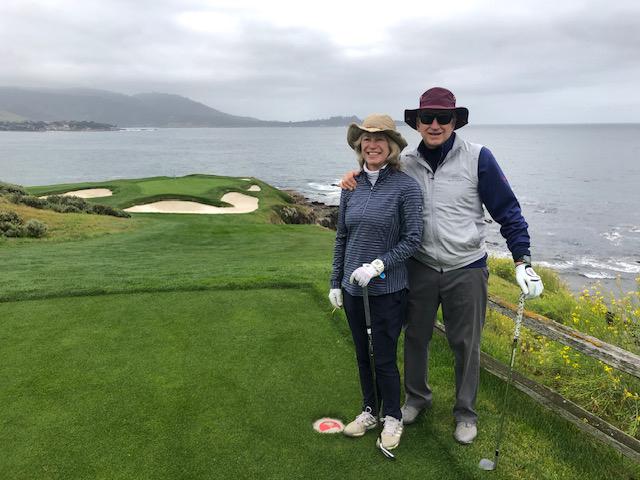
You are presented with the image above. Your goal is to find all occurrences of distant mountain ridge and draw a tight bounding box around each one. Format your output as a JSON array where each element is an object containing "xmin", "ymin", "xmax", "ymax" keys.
[{"xmin": 0, "ymin": 87, "xmax": 361, "ymax": 128}]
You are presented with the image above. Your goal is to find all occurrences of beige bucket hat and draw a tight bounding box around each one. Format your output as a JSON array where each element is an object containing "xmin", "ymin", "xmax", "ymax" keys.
[{"xmin": 347, "ymin": 114, "xmax": 408, "ymax": 150}]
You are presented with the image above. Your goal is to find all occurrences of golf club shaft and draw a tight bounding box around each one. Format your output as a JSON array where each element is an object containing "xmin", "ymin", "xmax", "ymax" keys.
[
  {"xmin": 362, "ymin": 286, "xmax": 380, "ymax": 421},
  {"xmin": 491, "ymin": 293, "xmax": 526, "ymax": 467},
  {"xmin": 363, "ymin": 286, "xmax": 395, "ymax": 460}
]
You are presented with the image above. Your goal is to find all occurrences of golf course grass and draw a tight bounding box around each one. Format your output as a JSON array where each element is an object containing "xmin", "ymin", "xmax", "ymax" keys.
[{"xmin": 1, "ymin": 175, "xmax": 638, "ymax": 479}]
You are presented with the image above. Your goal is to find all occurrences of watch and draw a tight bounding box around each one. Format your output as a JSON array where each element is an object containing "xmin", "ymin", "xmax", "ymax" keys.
[{"xmin": 515, "ymin": 255, "xmax": 531, "ymax": 265}]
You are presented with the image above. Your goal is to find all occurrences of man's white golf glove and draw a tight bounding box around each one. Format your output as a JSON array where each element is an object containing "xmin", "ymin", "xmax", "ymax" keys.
[
  {"xmin": 349, "ymin": 259, "xmax": 384, "ymax": 287},
  {"xmin": 329, "ymin": 289, "xmax": 343, "ymax": 309},
  {"xmin": 515, "ymin": 262, "xmax": 544, "ymax": 299}
]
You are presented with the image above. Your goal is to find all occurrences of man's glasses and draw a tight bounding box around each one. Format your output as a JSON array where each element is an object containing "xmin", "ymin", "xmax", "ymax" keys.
[{"xmin": 418, "ymin": 111, "xmax": 454, "ymax": 125}]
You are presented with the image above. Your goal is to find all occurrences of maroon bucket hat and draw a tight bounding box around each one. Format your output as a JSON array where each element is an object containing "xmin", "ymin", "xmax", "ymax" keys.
[{"xmin": 404, "ymin": 87, "xmax": 469, "ymax": 130}]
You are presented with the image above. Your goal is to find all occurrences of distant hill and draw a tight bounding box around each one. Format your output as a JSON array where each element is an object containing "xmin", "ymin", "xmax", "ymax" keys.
[
  {"xmin": 0, "ymin": 87, "xmax": 360, "ymax": 128},
  {"xmin": 0, "ymin": 109, "xmax": 27, "ymax": 122}
]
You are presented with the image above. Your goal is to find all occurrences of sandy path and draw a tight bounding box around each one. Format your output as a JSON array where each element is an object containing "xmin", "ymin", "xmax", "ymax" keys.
[{"xmin": 124, "ymin": 192, "xmax": 259, "ymax": 214}]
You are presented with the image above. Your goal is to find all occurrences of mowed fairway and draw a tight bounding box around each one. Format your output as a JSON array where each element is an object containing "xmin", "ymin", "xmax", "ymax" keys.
[{"xmin": 1, "ymin": 175, "xmax": 638, "ymax": 479}]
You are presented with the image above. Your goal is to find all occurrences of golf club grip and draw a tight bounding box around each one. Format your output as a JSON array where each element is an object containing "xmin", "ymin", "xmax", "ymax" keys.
[{"xmin": 363, "ymin": 286, "xmax": 372, "ymax": 328}]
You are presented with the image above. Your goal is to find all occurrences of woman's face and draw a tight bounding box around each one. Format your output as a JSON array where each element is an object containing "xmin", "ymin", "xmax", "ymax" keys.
[{"xmin": 361, "ymin": 133, "xmax": 390, "ymax": 171}]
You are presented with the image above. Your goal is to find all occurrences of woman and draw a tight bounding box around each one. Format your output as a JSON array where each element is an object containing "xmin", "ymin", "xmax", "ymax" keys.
[{"xmin": 329, "ymin": 114, "xmax": 423, "ymax": 451}]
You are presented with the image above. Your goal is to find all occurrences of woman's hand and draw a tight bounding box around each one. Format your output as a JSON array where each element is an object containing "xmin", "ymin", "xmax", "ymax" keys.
[{"xmin": 328, "ymin": 289, "xmax": 343, "ymax": 309}]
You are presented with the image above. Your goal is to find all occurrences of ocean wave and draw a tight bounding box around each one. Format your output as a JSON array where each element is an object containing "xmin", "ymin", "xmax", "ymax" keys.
[
  {"xmin": 307, "ymin": 182, "xmax": 341, "ymax": 192},
  {"xmin": 580, "ymin": 258, "xmax": 640, "ymax": 274},
  {"xmin": 537, "ymin": 260, "xmax": 574, "ymax": 270},
  {"xmin": 602, "ymin": 230, "xmax": 622, "ymax": 245},
  {"xmin": 581, "ymin": 272, "xmax": 617, "ymax": 279}
]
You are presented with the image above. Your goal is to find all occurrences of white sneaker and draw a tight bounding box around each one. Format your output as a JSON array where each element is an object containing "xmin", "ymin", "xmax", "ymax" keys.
[
  {"xmin": 400, "ymin": 404, "xmax": 423, "ymax": 425},
  {"xmin": 454, "ymin": 422, "xmax": 477, "ymax": 444},
  {"xmin": 376, "ymin": 416, "xmax": 403, "ymax": 450},
  {"xmin": 343, "ymin": 407, "xmax": 378, "ymax": 437}
]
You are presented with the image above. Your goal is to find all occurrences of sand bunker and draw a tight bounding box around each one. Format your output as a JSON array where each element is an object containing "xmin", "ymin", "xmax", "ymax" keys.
[
  {"xmin": 42, "ymin": 188, "xmax": 113, "ymax": 199},
  {"xmin": 247, "ymin": 185, "xmax": 261, "ymax": 192},
  {"xmin": 124, "ymin": 192, "xmax": 258, "ymax": 214}
]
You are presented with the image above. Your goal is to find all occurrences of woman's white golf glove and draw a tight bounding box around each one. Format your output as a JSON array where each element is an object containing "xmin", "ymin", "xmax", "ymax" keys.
[
  {"xmin": 349, "ymin": 259, "xmax": 384, "ymax": 287},
  {"xmin": 515, "ymin": 263, "xmax": 544, "ymax": 299},
  {"xmin": 329, "ymin": 289, "xmax": 343, "ymax": 309}
]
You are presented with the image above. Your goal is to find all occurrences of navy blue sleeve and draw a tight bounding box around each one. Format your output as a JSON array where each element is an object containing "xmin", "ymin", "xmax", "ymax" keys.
[
  {"xmin": 478, "ymin": 147, "xmax": 531, "ymax": 260},
  {"xmin": 330, "ymin": 189, "xmax": 349, "ymax": 288}
]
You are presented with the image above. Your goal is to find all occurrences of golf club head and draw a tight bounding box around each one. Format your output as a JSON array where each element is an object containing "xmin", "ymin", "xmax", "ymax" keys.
[
  {"xmin": 379, "ymin": 445, "xmax": 396, "ymax": 460},
  {"xmin": 478, "ymin": 458, "xmax": 496, "ymax": 471},
  {"xmin": 376, "ymin": 438, "xmax": 396, "ymax": 460}
]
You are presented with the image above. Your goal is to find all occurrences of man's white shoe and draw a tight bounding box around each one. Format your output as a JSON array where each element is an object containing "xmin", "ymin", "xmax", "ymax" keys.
[
  {"xmin": 400, "ymin": 404, "xmax": 423, "ymax": 425},
  {"xmin": 376, "ymin": 416, "xmax": 403, "ymax": 450},
  {"xmin": 343, "ymin": 407, "xmax": 378, "ymax": 437},
  {"xmin": 454, "ymin": 422, "xmax": 477, "ymax": 444}
]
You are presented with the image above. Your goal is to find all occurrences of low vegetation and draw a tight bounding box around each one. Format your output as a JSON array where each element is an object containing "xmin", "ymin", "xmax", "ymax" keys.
[{"xmin": 485, "ymin": 257, "xmax": 640, "ymax": 437}]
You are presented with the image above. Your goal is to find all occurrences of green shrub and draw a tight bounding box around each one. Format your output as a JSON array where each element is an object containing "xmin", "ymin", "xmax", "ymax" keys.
[
  {"xmin": 8, "ymin": 192, "xmax": 129, "ymax": 218},
  {"xmin": 0, "ymin": 182, "xmax": 27, "ymax": 195},
  {"xmin": 14, "ymin": 194, "xmax": 49, "ymax": 209},
  {"xmin": 0, "ymin": 210, "xmax": 24, "ymax": 237},
  {"xmin": 24, "ymin": 219, "xmax": 48, "ymax": 238},
  {"xmin": 90, "ymin": 204, "xmax": 131, "ymax": 218}
]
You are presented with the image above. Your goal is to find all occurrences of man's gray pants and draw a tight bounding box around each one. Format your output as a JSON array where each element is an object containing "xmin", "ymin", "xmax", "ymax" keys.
[{"xmin": 403, "ymin": 257, "xmax": 488, "ymax": 424}]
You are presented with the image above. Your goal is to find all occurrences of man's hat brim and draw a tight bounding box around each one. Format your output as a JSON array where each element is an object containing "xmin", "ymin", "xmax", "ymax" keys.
[{"xmin": 404, "ymin": 107, "xmax": 469, "ymax": 130}]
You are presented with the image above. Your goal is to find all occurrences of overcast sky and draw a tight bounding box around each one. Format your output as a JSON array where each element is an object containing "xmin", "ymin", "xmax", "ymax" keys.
[{"xmin": 1, "ymin": 0, "xmax": 639, "ymax": 123}]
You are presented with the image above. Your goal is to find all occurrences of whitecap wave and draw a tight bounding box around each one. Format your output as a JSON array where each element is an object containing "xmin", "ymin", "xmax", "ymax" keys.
[
  {"xmin": 537, "ymin": 260, "xmax": 574, "ymax": 271},
  {"xmin": 581, "ymin": 272, "xmax": 617, "ymax": 279},
  {"xmin": 580, "ymin": 258, "xmax": 640, "ymax": 274},
  {"xmin": 602, "ymin": 231, "xmax": 622, "ymax": 245},
  {"xmin": 307, "ymin": 182, "xmax": 341, "ymax": 192}
]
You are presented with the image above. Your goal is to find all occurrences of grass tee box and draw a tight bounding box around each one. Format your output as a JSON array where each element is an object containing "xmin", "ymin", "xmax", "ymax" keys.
[{"xmin": 0, "ymin": 174, "xmax": 638, "ymax": 479}]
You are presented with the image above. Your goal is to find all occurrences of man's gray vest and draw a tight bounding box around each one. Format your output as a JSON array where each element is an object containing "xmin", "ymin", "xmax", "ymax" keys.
[{"xmin": 400, "ymin": 135, "xmax": 486, "ymax": 271}]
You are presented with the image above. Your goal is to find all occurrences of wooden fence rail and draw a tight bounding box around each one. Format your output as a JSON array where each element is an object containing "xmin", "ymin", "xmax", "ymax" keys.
[
  {"xmin": 488, "ymin": 295, "xmax": 640, "ymax": 379},
  {"xmin": 435, "ymin": 295, "xmax": 640, "ymax": 462}
]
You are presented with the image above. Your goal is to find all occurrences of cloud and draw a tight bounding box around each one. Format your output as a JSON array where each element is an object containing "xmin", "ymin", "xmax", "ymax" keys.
[{"xmin": 0, "ymin": 0, "xmax": 638, "ymax": 122}]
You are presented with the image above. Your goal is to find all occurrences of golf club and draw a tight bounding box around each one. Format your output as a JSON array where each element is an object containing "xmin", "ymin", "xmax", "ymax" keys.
[
  {"xmin": 479, "ymin": 293, "xmax": 526, "ymax": 472},
  {"xmin": 362, "ymin": 285, "xmax": 396, "ymax": 460}
]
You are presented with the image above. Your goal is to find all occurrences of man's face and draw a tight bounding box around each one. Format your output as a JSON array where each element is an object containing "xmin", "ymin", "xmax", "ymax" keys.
[{"xmin": 416, "ymin": 110, "xmax": 455, "ymax": 148}]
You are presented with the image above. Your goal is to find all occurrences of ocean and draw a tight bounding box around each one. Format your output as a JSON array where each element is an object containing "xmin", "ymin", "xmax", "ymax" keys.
[{"xmin": 1, "ymin": 124, "xmax": 639, "ymax": 294}]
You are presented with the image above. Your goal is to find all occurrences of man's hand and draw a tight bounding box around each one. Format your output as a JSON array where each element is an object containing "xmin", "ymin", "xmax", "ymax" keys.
[
  {"xmin": 328, "ymin": 289, "xmax": 343, "ymax": 309},
  {"xmin": 515, "ymin": 263, "xmax": 544, "ymax": 299},
  {"xmin": 349, "ymin": 259, "xmax": 384, "ymax": 287},
  {"xmin": 339, "ymin": 169, "xmax": 360, "ymax": 190}
]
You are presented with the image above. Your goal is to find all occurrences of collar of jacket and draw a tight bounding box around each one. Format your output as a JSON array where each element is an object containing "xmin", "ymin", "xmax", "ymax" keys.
[
  {"xmin": 412, "ymin": 133, "xmax": 461, "ymax": 172},
  {"xmin": 356, "ymin": 164, "xmax": 395, "ymax": 186},
  {"xmin": 418, "ymin": 132, "xmax": 456, "ymax": 164}
]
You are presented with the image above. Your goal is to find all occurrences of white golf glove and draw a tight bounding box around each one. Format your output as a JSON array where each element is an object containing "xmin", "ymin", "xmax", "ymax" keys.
[
  {"xmin": 515, "ymin": 263, "xmax": 544, "ymax": 299},
  {"xmin": 349, "ymin": 259, "xmax": 384, "ymax": 287},
  {"xmin": 328, "ymin": 288, "xmax": 343, "ymax": 309}
]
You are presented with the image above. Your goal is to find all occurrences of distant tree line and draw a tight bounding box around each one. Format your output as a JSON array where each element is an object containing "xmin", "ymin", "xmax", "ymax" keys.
[{"xmin": 0, "ymin": 120, "xmax": 118, "ymax": 131}]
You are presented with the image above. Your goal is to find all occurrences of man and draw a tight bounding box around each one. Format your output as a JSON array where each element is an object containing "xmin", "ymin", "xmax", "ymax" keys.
[{"xmin": 341, "ymin": 87, "xmax": 543, "ymax": 445}]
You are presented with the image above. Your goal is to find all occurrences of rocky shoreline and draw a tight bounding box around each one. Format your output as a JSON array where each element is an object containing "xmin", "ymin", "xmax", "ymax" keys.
[{"xmin": 279, "ymin": 190, "xmax": 338, "ymax": 230}]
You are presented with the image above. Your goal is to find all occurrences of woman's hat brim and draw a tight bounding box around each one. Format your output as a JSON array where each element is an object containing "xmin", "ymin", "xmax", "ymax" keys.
[
  {"xmin": 404, "ymin": 107, "xmax": 469, "ymax": 130},
  {"xmin": 347, "ymin": 124, "xmax": 408, "ymax": 150}
]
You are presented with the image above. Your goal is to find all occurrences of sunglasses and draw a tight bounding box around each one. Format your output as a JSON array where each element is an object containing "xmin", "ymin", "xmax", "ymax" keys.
[{"xmin": 418, "ymin": 111, "xmax": 454, "ymax": 125}]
